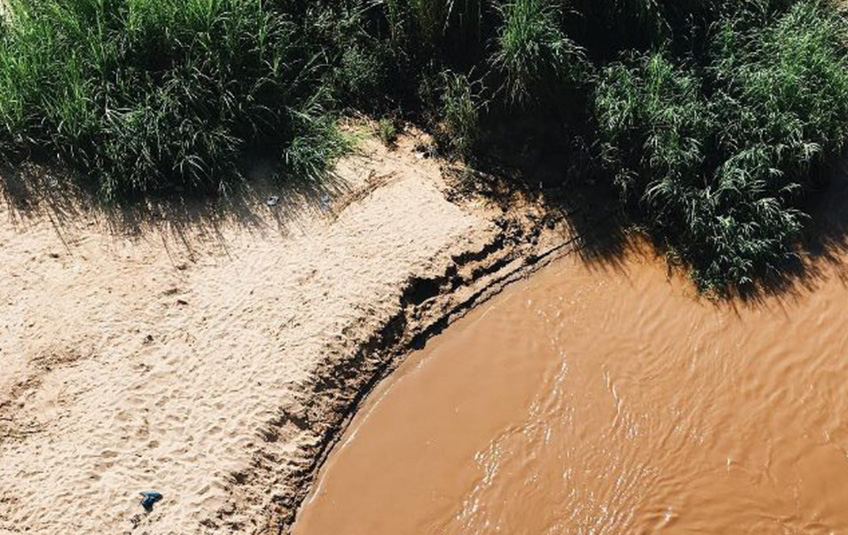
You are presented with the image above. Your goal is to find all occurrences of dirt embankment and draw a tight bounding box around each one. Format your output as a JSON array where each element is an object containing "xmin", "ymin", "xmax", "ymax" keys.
[{"xmin": 0, "ymin": 131, "xmax": 589, "ymax": 535}]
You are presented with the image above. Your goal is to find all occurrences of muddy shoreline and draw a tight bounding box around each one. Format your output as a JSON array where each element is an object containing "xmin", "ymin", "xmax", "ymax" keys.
[
  {"xmin": 202, "ymin": 194, "xmax": 605, "ymax": 533},
  {"xmin": 254, "ymin": 155, "xmax": 848, "ymax": 534},
  {"xmin": 0, "ymin": 131, "xmax": 613, "ymax": 535},
  {"xmin": 292, "ymin": 235, "xmax": 848, "ymax": 535}
]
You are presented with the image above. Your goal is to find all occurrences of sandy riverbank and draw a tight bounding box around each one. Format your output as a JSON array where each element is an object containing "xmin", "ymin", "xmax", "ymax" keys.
[{"xmin": 0, "ymin": 131, "xmax": 578, "ymax": 535}]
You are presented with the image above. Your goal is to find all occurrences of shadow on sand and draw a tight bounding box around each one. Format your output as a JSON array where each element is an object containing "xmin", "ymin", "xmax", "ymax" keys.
[
  {"xmin": 0, "ymin": 158, "xmax": 353, "ymax": 262},
  {"xmin": 4, "ymin": 141, "xmax": 848, "ymax": 309}
]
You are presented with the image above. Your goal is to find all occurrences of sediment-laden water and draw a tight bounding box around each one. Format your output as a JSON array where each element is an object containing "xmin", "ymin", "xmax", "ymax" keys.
[{"xmin": 294, "ymin": 246, "xmax": 848, "ymax": 535}]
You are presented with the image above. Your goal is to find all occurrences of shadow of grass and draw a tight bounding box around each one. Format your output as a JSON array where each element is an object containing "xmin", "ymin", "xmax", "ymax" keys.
[
  {"xmin": 0, "ymin": 155, "xmax": 352, "ymax": 261},
  {"xmin": 467, "ymin": 125, "xmax": 631, "ymax": 265},
  {"xmin": 468, "ymin": 126, "xmax": 848, "ymax": 307}
]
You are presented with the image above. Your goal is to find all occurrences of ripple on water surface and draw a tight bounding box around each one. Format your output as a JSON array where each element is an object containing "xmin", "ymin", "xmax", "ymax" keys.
[{"xmin": 294, "ymin": 249, "xmax": 848, "ymax": 535}]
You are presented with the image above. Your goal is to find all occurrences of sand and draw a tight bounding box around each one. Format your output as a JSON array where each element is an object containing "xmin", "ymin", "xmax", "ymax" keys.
[{"xmin": 0, "ymin": 132, "xmax": 554, "ymax": 535}]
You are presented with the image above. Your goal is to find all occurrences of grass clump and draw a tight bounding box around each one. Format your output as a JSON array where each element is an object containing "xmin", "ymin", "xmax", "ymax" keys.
[
  {"xmin": 281, "ymin": 101, "xmax": 352, "ymax": 185},
  {"xmin": 438, "ymin": 70, "xmax": 484, "ymax": 159},
  {"xmin": 377, "ymin": 118, "xmax": 399, "ymax": 146},
  {"xmin": 383, "ymin": 0, "xmax": 485, "ymax": 63},
  {"xmin": 595, "ymin": 1, "xmax": 848, "ymax": 292},
  {"xmin": 491, "ymin": 0, "xmax": 586, "ymax": 106},
  {"xmin": 572, "ymin": 0, "xmax": 796, "ymax": 56},
  {"xmin": 0, "ymin": 0, "xmax": 346, "ymax": 199}
]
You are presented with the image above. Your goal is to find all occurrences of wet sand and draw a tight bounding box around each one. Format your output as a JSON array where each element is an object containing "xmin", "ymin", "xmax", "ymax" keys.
[{"xmin": 294, "ymin": 245, "xmax": 848, "ymax": 535}]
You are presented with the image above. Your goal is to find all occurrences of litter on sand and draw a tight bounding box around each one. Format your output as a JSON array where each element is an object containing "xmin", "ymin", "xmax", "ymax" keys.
[{"xmin": 139, "ymin": 491, "xmax": 163, "ymax": 512}]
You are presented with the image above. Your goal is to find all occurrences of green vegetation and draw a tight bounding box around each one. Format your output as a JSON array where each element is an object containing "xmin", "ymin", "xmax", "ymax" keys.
[
  {"xmin": 1, "ymin": 0, "xmax": 847, "ymax": 293},
  {"xmin": 377, "ymin": 118, "xmax": 399, "ymax": 146},
  {"xmin": 491, "ymin": 0, "xmax": 584, "ymax": 106},
  {"xmin": 0, "ymin": 0, "xmax": 344, "ymax": 198},
  {"xmin": 595, "ymin": 2, "xmax": 848, "ymax": 290},
  {"xmin": 437, "ymin": 70, "xmax": 484, "ymax": 158}
]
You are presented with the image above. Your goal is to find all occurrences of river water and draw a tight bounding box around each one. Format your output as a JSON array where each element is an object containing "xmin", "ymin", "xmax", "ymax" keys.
[{"xmin": 293, "ymin": 244, "xmax": 848, "ymax": 535}]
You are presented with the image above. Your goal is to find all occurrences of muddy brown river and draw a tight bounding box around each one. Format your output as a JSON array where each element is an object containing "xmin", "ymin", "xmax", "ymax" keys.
[{"xmin": 293, "ymin": 246, "xmax": 848, "ymax": 535}]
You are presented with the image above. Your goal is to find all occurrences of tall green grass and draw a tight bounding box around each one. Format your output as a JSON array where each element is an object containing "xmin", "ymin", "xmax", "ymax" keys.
[
  {"xmin": 571, "ymin": 0, "xmax": 797, "ymax": 57},
  {"xmin": 438, "ymin": 70, "xmax": 484, "ymax": 158},
  {"xmin": 0, "ymin": 0, "xmax": 344, "ymax": 199},
  {"xmin": 491, "ymin": 0, "xmax": 585, "ymax": 106},
  {"xmin": 382, "ymin": 0, "xmax": 484, "ymax": 61},
  {"xmin": 595, "ymin": 1, "xmax": 848, "ymax": 291}
]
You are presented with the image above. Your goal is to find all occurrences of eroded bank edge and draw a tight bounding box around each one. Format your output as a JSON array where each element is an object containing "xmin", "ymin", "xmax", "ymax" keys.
[{"xmin": 201, "ymin": 204, "xmax": 613, "ymax": 535}]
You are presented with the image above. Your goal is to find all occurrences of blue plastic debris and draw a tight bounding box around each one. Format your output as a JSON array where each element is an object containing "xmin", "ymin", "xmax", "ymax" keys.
[{"xmin": 139, "ymin": 491, "xmax": 163, "ymax": 512}]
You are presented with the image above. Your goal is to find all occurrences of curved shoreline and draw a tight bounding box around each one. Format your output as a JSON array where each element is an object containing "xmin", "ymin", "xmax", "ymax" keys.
[
  {"xmin": 0, "ymin": 132, "xmax": 606, "ymax": 535},
  {"xmin": 262, "ymin": 217, "xmax": 585, "ymax": 535},
  {"xmin": 196, "ymin": 164, "xmax": 598, "ymax": 533}
]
